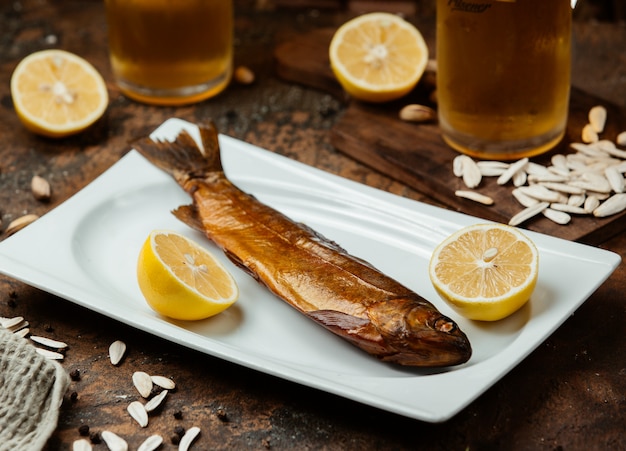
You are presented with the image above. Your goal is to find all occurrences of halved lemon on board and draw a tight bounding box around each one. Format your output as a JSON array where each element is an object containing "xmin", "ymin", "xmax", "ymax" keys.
[
  {"xmin": 10, "ymin": 49, "xmax": 108, "ymax": 138},
  {"xmin": 329, "ymin": 12, "xmax": 429, "ymax": 103},
  {"xmin": 428, "ymin": 224, "xmax": 539, "ymax": 321},
  {"xmin": 137, "ymin": 230, "xmax": 239, "ymax": 321}
]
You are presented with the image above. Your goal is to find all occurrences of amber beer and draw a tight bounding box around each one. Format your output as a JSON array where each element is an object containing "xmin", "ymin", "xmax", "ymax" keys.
[
  {"xmin": 436, "ymin": 0, "xmax": 572, "ymax": 159},
  {"xmin": 105, "ymin": 0, "xmax": 233, "ymax": 106}
]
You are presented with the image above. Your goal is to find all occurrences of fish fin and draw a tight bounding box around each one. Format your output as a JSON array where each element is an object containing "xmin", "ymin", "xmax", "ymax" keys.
[
  {"xmin": 172, "ymin": 205, "xmax": 204, "ymax": 232},
  {"xmin": 132, "ymin": 122, "xmax": 222, "ymax": 184},
  {"xmin": 307, "ymin": 310, "xmax": 370, "ymax": 331}
]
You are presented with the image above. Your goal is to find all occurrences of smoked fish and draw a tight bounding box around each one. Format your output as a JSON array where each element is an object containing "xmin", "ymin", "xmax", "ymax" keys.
[{"xmin": 133, "ymin": 123, "xmax": 472, "ymax": 367}]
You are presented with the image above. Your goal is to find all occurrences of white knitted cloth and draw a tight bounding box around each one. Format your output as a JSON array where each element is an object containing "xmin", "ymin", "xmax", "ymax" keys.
[{"xmin": 0, "ymin": 327, "xmax": 70, "ymax": 451}]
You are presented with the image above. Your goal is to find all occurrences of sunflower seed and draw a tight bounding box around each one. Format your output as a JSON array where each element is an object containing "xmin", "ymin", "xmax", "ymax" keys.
[
  {"xmin": 604, "ymin": 166, "xmax": 624, "ymax": 193},
  {"xmin": 101, "ymin": 431, "xmax": 128, "ymax": 451},
  {"xmin": 516, "ymin": 185, "xmax": 562, "ymax": 203},
  {"xmin": 569, "ymin": 178, "xmax": 612, "ymax": 194},
  {"xmin": 36, "ymin": 348, "xmax": 64, "ymax": 360},
  {"xmin": 73, "ymin": 439, "xmax": 93, "ymax": 451},
  {"xmin": 512, "ymin": 188, "xmax": 540, "ymax": 207},
  {"xmin": 5, "ymin": 214, "xmax": 39, "ymax": 236},
  {"xmin": 452, "ymin": 155, "xmax": 466, "ymax": 177},
  {"xmin": 539, "ymin": 182, "xmax": 585, "ymax": 195},
  {"xmin": 508, "ymin": 202, "xmax": 549, "ymax": 226},
  {"xmin": 526, "ymin": 161, "xmax": 551, "ymax": 175},
  {"xmin": 497, "ymin": 157, "xmax": 528, "ymax": 185},
  {"xmin": 582, "ymin": 123, "xmax": 599, "ymax": 143},
  {"xmin": 588, "ymin": 105, "xmax": 607, "ymax": 133},
  {"xmin": 133, "ymin": 371, "xmax": 153, "ymax": 398},
  {"xmin": 477, "ymin": 161, "xmax": 509, "ymax": 176},
  {"xmin": 399, "ymin": 104, "xmax": 437, "ymax": 122},
  {"xmin": 542, "ymin": 208, "xmax": 571, "ymax": 225},
  {"xmin": 179, "ymin": 426, "xmax": 201, "ymax": 451},
  {"xmin": 0, "ymin": 316, "xmax": 25, "ymax": 331},
  {"xmin": 527, "ymin": 173, "xmax": 569, "ymax": 183},
  {"xmin": 109, "ymin": 340, "xmax": 126, "ymax": 366},
  {"xmin": 14, "ymin": 327, "xmax": 30, "ymax": 338},
  {"xmin": 617, "ymin": 131, "xmax": 626, "ymax": 147},
  {"xmin": 593, "ymin": 193, "xmax": 626, "ymax": 217},
  {"xmin": 151, "ymin": 375, "xmax": 176, "ymax": 390},
  {"xmin": 31, "ymin": 175, "xmax": 51, "ymax": 201},
  {"xmin": 454, "ymin": 190, "xmax": 494, "ymax": 205},
  {"xmin": 551, "ymin": 153, "xmax": 568, "ymax": 170},
  {"xmin": 461, "ymin": 156, "xmax": 482, "ymax": 188},
  {"xmin": 30, "ymin": 335, "xmax": 68, "ymax": 349},
  {"xmin": 549, "ymin": 203, "xmax": 588, "ymax": 214},
  {"xmin": 144, "ymin": 389, "xmax": 168, "ymax": 413},
  {"xmin": 138, "ymin": 435, "xmax": 164, "ymax": 451},
  {"xmin": 512, "ymin": 170, "xmax": 527, "ymax": 187},
  {"xmin": 127, "ymin": 401, "xmax": 149, "ymax": 427},
  {"xmin": 584, "ymin": 195, "xmax": 601, "ymax": 213},
  {"xmin": 568, "ymin": 193, "xmax": 586, "ymax": 207}
]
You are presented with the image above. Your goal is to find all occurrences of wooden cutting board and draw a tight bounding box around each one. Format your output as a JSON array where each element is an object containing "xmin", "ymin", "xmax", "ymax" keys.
[{"xmin": 275, "ymin": 28, "xmax": 626, "ymax": 245}]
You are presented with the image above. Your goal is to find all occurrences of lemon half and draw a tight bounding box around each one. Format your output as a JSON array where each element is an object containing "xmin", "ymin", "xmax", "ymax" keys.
[
  {"xmin": 137, "ymin": 230, "xmax": 239, "ymax": 321},
  {"xmin": 329, "ymin": 12, "xmax": 429, "ymax": 103},
  {"xmin": 429, "ymin": 223, "xmax": 539, "ymax": 321}
]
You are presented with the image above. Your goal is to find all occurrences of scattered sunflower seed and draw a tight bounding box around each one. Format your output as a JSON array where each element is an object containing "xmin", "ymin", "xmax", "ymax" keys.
[
  {"xmin": 617, "ymin": 131, "xmax": 626, "ymax": 147},
  {"xmin": 109, "ymin": 340, "xmax": 126, "ymax": 366},
  {"xmin": 461, "ymin": 155, "xmax": 481, "ymax": 188},
  {"xmin": 31, "ymin": 175, "xmax": 51, "ymax": 201},
  {"xmin": 35, "ymin": 347, "xmax": 64, "ymax": 360},
  {"xmin": 582, "ymin": 123, "xmax": 599, "ymax": 143},
  {"xmin": 5, "ymin": 214, "xmax": 39, "ymax": 236},
  {"xmin": 542, "ymin": 208, "xmax": 571, "ymax": 225},
  {"xmin": 144, "ymin": 389, "xmax": 168, "ymax": 413},
  {"xmin": 151, "ymin": 375, "xmax": 176, "ymax": 390},
  {"xmin": 101, "ymin": 431, "xmax": 128, "ymax": 451},
  {"xmin": 588, "ymin": 105, "xmax": 607, "ymax": 133},
  {"xmin": 137, "ymin": 435, "xmax": 164, "ymax": 451},
  {"xmin": 399, "ymin": 104, "xmax": 437, "ymax": 123},
  {"xmin": 593, "ymin": 193, "xmax": 626, "ymax": 217},
  {"xmin": 454, "ymin": 190, "xmax": 494, "ymax": 205},
  {"xmin": 133, "ymin": 371, "xmax": 153, "ymax": 398},
  {"xmin": 30, "ymin": 335, "xmax": 68, "ymax": 349},
  {"xmin": 497, "ymin": 157, "xmax": 528, "ymax": 186},
  {"xmin": 127, "ymin": 401, "xmax": 149, "ymax": 427},
  {"xmin": 178, "ymin": 426, "xmax": 201, "ymax": 451},
  {"xmin": 73, "ymin": 439, "xmax": 93, "ymax": 451},
  {"xmin": 509, "ymin": 202, "xmax": 549, "ymax": 226}
]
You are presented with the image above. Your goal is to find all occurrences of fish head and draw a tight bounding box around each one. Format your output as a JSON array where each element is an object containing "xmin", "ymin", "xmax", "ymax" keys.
[{"xmin": 366, "ymin": 297, "xmax": 472, "ymax": 367}]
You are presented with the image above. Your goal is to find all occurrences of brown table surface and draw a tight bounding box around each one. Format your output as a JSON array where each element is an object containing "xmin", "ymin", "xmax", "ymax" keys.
[{"xmin": 1, "ymin": 1, "xmax": 625, "ymax": 450}]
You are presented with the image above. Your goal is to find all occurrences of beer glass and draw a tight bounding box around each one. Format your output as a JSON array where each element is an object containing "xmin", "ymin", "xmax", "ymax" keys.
[
  {"xmin": 436, "ymin": 0, "xmax": 572, "ymax": 160},
  {"xmin": 105, "ymin": 0, "xmax": 233, "ymax": 106}
]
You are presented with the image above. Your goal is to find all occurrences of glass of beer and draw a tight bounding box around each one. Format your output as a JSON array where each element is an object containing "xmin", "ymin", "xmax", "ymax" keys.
[
  {"xmin": 104, "ymin": 0, "xmax": 233, "ymax": 106},
  {"xmin": 436, "ymin": 0, "xmax": 572, "ymax": 160}
]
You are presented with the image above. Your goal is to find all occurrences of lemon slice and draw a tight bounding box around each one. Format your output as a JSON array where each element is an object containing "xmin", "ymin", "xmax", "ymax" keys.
[
  {"xmin": 137, "ymin": 230, "xmax": 239, "ymax": 321},
  {"xmin": 428, "ymin": 224, "xmax": 539, "ymax": 321},
  {"xmin": 10, "ymin": 49, "xmax": 108, "ymax": 138},
  {"xmin": 329, "ymin": 12, "xmax": 429, "ymax": 103}
]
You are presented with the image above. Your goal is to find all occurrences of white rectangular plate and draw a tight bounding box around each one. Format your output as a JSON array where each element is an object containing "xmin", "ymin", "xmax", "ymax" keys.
[{"xmin": 0, "ymin": 118, "xmax": 619, "ymax": 422}]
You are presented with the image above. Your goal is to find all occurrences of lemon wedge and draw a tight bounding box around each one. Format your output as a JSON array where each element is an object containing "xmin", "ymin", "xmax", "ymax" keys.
[
  {"xmin": 10, "ymin": 49, "xmax": 108, "ymax": 138},
  {"xmin": 137, "ymin": 230, "xmax": 239, "ymax": 321},
  {"xmin": 329, "ymin": 12, "xmax": 429, "ymax": 103},
  {"xmin": 428, "ymin": 223, "xmax": 539, "ymax": 321}
]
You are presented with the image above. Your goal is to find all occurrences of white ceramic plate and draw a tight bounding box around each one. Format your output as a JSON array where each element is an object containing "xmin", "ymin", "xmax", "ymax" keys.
[{"xmin": 0, "ymin": 118, "xmax": 619, "ymax": 422}]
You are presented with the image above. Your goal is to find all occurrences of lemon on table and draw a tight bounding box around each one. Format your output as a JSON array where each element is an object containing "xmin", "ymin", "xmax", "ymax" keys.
[
  {"xmin": 10, "ymin": 49, "xmax": 108, "ymax": 138},
  {"xmin": 428, "ymin": 224, "xmax": 539, "ymax": 322},
  {"xmin": 137, "ymin": 230, "xmax": 239, "ymax": 321},
  {"xmin": 329, "ymin": 12, "xmax": 429, "ymax": 103}
]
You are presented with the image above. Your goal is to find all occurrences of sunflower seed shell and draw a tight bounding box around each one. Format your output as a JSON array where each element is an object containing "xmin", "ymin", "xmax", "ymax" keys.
[
  {"xmin": 127, "ymin": 401, "xmax": 149, "ymax": 427},
  {"xmin": 101, "ymin": 431, "xmax": 128, "ymax": 451},
  {"xmin": 109, "ymin": 340, "xmax": 126, "ymax": 366},
  {"xmin": 138, "ymin": 435, "xmax": 164, "ymax": 451},
  {"xmin": 133, "ymin": 371, "xmax": 153, "ymax": 398}
]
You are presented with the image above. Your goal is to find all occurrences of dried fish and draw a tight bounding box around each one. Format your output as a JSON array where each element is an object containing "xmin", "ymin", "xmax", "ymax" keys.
[
  {"xmin": 144, "ymin": 389, "xmax": 168, "ymax": 413},
  {"xmin": 127, "ymin": 401, "xmax": 149, "ymax": 427},
  {"xmin": 109, "ymin": 340, "xmax": 126, "ymax": 366},
  {"xmin": 137, "ymin": 435, "xmax": 163, "ymax": 451},
  {"xmin": 454, "ymin": 190, "xmax": 494, "ymax": 205},
  {"xmin": 179, "ymin": 426, "xmax": 201, "ymax": 451},
  {"xmin": 133, "ymin": 371, "xmax": 153, "ymax": 398},
  {"xmin": 101, "ymin": 431, "xmax": 128, "ymax": 451}
]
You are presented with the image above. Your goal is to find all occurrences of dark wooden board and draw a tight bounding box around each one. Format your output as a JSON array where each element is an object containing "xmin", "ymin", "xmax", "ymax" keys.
[{"xmin": 274, "ymin": 28, "xmax": 626, "ymax": 245}]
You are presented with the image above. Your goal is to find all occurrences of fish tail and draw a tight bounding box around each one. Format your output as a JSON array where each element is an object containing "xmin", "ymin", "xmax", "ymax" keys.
[{"xmin": 133, "ymin": 122, "xmax": 223, "ymax": 185}]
